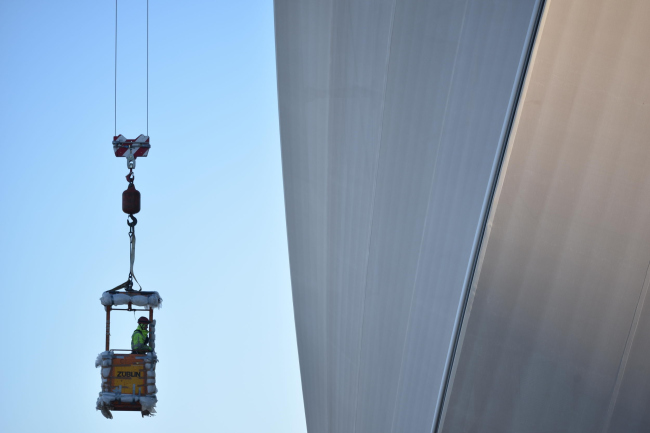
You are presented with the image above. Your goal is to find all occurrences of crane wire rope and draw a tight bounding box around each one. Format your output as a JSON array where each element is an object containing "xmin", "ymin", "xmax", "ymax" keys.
[
  {"xmin": 114, "ymin": 0, "xmax": 117, "ymax": 136},
  {"xmin": 113, "ymin": 0, "xmax": 149, "ymax": 291},
  {"xmin": 147, "ymin": 0, "xmax": 149, "ymax": 135},
  {"xmin": 114, "ymin": 0, "xmax": 148, "ymax": 135}
]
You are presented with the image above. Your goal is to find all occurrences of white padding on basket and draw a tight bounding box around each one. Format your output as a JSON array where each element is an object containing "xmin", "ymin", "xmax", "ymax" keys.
[
  {"xmin": 95, "ymin": 351, "xmax": 113, "ymax": 368},
  {"xmin": 100, "ymin": 291, "xmax": 162, "ymax": 309},
  {"xmin": 149, "ymin": 320, "xmax": 156, "ymax": 350},
  {"xmin": 140, "ymin": 396, "xmax": 157, "ymax": 414},
  {"xmin": 96, "ymin": 392, "xmax": 158, "ymax": 416}
]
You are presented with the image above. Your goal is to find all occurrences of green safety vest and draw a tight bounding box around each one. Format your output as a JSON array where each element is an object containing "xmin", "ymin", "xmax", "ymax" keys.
[{"xmin": 131, "ymin": 324, "xmax": 152, "ymax": 352}]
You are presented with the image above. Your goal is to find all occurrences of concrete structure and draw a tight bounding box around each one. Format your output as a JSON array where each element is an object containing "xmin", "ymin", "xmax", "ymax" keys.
[{"xmin": 275, "ymin": 1, "xmax": 650, "ymax": 432}]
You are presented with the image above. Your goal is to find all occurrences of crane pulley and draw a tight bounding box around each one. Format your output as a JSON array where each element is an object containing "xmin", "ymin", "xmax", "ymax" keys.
[{"xmin": 110, "ymin": 135, "xmax": 149, "ymax": 292}]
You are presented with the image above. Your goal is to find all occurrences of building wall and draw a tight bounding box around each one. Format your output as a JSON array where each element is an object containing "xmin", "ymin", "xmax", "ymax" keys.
[
  {"xmin": 440, "ymin": 1, "xmax": 650, "ymax": 432},
  {"xmin": 275, "ymin": 1, "xmax": 539, "ymax": 432}
]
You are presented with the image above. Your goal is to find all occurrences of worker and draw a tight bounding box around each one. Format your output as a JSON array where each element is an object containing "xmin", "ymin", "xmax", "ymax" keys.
[{"xmin": 131, "ymin": 316, "xmax": 152, "ymax": 354}]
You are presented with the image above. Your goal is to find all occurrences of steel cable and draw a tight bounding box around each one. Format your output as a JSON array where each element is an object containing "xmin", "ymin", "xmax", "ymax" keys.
[{"xmin": 114, "ymin": 0, "xmax": 117, "ymax": 136}]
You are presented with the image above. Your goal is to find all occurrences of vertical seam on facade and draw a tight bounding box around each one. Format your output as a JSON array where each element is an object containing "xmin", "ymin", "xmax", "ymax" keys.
[
  {"xmin": 352, "ymin": 1, "xmax": 397, "ymax": 432},
  {"xmin": 430, "ymin": 0, "xmax": 549, "ymax": 431},
  {"xmin": 324, "ymin": 2, "xmax": 335, "ymax": 432},
  {"xmin": 388, "ymin": 1, "xmax": 470, "ymax": 431},
  {"xmin": 601, "ymin": 259, "xmax": 650, "ymax": 433}
]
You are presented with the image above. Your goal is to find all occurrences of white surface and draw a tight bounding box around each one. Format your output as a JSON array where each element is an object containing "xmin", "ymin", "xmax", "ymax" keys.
[
  {"xmin": 100, "ymin": 291, "xmax": 162, "ymax": 308},
  {"xmin": 275, "ymin": 0, "xmax": 539, "ymax": 431},
  {"xmin": 441, "ymin": 1, "xmax": 650, "ymax": 432},
  {"xmin": 96, "ymin": 393, "xmax": 158, "ymax": 416},
  {"xmin": 149, "ymin": 319, "xmax": 156, "ymax": 350}
]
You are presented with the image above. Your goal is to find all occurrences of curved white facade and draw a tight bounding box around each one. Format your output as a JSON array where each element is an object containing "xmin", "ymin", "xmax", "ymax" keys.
[{"xmin": 275, "ymin": 0, "xmax": 650, "ymax": 432}]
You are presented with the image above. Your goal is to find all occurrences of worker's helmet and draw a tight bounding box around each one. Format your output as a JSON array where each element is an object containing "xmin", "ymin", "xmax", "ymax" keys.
[{"xmin": 137, "ymin": 316, "xmax": 150, "ymax": 324}]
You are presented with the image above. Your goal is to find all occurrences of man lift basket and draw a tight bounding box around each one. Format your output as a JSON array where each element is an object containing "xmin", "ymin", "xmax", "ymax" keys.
[
  {"xmin": 96, "ymin": 288, "xmax": 162, "ymax": 418},
  {"xmin": 96, "ymin": 134, "xmax": 161, "ymax": 418}
]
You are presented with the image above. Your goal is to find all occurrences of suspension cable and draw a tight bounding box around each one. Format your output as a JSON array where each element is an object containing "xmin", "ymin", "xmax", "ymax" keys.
[
  {"xmin": 115, "ymin": 0, "xmax": 149, "ymax": 136},
  {"xmin": 147, "ymin": 0, "xmax": 149, "ymax": 136},
  {"xmin": 111, "ymin": 1, "xmax": 149, "ymax": 294},
  {"xmin": 115, "ymin": 0, "xmax": 117, "ymax": 136}
]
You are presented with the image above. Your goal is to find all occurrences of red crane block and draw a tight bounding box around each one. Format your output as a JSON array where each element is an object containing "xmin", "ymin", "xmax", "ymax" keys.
[
  {"xmin": 113, "ymin": 134, "xmax": 151, "ymax": 158},
  {"xmin": 113, "ymin": 135, "xmax": 151, "ymax": 169}
]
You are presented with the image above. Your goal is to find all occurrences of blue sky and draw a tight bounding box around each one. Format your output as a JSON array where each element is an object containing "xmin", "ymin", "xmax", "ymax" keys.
[{"xmin": 0, "ymin": 1, "xmax": 306, "ymax": 431}]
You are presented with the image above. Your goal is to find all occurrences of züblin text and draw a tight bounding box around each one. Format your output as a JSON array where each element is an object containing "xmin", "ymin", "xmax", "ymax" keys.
[{"xmin": 117, "ymin": 371, "xmax": 142, "ymax": 378}]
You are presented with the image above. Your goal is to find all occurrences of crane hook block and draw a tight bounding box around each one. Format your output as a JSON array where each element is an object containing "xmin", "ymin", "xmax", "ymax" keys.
[
  {"xmin": 113, "ymin": 134, "xmax": 150, "ymax": 169},
  {"xmin": 123, "ymin": 183, "xmax": 141, "ymax": 214}
]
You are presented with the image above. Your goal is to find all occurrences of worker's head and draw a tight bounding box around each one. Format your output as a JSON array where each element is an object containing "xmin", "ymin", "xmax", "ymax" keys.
[{"xmin": 137, "ymin": 316, "xmax": 150, "ymax": 328}]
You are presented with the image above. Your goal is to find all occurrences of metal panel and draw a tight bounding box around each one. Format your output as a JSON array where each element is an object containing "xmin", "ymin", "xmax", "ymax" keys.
[
  {"xmin": 275, "ymin": 3, "xmax": 333, "ymax": 432},
  {"xmin": 440, "ymin": 0, "xmax": 650, "ymax": 432},
  {"xmin": 356, "ymin": 2, "xmax": 538, "ymax": 432},
  {"xmin": 323, "ymin": 3, "xmax": 396, "ymax": 433},
  {"xmin": 606, "ymin": 264, "xmax": 650, "ymax": 433},
  {"xmin": 275, "ymin": 0, "xmax": 538, "ymax": 432}
]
